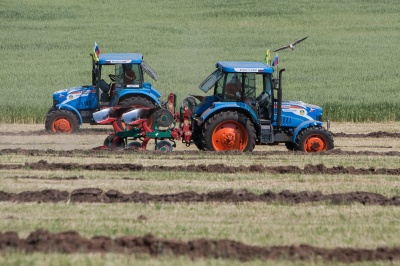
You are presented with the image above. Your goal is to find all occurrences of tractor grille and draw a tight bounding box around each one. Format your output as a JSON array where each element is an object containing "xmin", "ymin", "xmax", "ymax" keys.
[
  {"xmin": 281, "ymin": 116, "xmax": 291, "ymax": 126},
  {"xmin": 53, "ymin": 99, "xmax": 59, "ymax": 106},
  {"xmin": 316, "ymin": 115, "xmax": 322, "ymax": 121}
]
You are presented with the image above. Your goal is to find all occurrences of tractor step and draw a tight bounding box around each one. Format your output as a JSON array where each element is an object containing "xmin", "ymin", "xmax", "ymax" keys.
[{"xmin": 260, "ymin": 124, "xmax": 274, "ymax": 144}]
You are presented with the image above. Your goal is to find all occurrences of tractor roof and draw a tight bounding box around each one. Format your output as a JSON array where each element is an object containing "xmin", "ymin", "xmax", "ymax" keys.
[
  {"xmin": 216, "ymin": 61, "xmax": 274, "ymax": 74},
  {"xmin": 97, "ymin": 53, "xmax": 143, "ymax": 65}
]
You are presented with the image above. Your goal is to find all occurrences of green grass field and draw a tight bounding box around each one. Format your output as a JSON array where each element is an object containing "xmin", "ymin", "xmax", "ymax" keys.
[{"xmin": 1, "ymin": 0, "xmax": 399, "ymax": 123}]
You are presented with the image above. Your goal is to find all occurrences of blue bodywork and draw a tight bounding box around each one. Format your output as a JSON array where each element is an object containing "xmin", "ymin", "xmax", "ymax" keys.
[
  {"xmin": 194, "ymin": 61, "xmax": 326, "ymax": 143},
  {"xmin": 52, "ymin": 86, "xmax": 98, "ymax": 124},
  {"xmin": 51, "ymin": 53, "xmax": 160, "ymax": 125}
]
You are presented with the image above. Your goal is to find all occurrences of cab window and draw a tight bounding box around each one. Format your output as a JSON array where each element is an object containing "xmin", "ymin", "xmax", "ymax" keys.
[{"xmin": 115, "ymin": 64, "xmax": 142, "ymax": 87}]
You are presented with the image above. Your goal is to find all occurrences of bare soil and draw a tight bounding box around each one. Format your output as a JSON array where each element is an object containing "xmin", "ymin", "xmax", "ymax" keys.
[
  {"xmin": 0, "ymin": 229, "xmax": 399, "ymax": 263},
  {"xmin": 1, "ymin": 187, "xmax": 399, "ymax": 206}
]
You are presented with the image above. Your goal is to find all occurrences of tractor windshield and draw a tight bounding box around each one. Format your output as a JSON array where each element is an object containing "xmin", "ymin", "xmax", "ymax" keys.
[
  {"xmin": 222, "ymin": 73, "xmax": 258, "ymax": 102},
  {"xmin": 199, "ymin": 69, "xmax": 224, "ymax": 93}
]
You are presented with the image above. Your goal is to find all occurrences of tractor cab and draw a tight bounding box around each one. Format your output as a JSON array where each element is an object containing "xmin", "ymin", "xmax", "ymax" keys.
[
  {"xmin": 196, "ymin": 62, "xmax": 275, "ymax": 122},
  {"xmin": 92, "ymin": 53, "xmax": 158, "ymax": 105}
]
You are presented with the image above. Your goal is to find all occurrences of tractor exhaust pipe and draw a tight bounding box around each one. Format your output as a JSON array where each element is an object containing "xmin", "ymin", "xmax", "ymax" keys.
[{"xmin": 277, "ymin": 68, "xmax": 285, "ymax": 128}]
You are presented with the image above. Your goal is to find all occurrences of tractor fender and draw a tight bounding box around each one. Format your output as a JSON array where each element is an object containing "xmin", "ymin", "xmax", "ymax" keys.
[
  {"xmin": 116, "ymin": 89, "xmax": 161, "ymax": 106},
  {"xmin": 56, "ymin": 104, "xmax": 83, "ymax": 125},
  {"xmin": 199, "ymin": 102, "xmax": 258, "ymax": 124},
  {"xmin": 291, "ymin": 120, "xmax": 324, "ymax": 142}
]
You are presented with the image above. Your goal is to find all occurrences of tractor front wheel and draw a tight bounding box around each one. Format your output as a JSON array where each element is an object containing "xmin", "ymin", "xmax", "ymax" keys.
[
  {"xmin": 113, "ymin": 97, "xmax": 157, "ymax": 132},
  {"xmin": 295, "ymin": 127, "xmax": 334, "ymax": 152},
  {"xmin": 45, "ymin": 109, "xmax": 79, "ymax": 133},
  {"xmin": 201, "ymin": 111, "xmax": 256, "ymax": 152}
]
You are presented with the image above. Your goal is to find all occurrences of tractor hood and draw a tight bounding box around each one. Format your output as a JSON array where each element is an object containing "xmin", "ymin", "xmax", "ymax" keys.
[
  {"xmin": 52, "ymin": 86, "xmax": 97, "ymax": 107},
  {"xmin": 277, "ymin": 100, "xmax": 323, "ymax": 123}
]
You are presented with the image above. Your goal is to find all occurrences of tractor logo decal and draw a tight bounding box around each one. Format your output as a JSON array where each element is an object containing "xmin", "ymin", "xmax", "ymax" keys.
[
  {"xmin": 106, "ymin": 60, "xmax": 131, "ymax": 64},
  {"xmin": 68, "ymin": 95, "xmax": 74, "ymax": 100},
  {"xmin": 300, "ymin": 110, "xmax": 305, "ymax": 115},
  {"xmin": 233, "ymin": 68, "xmax": 264, "ymax": 72}
]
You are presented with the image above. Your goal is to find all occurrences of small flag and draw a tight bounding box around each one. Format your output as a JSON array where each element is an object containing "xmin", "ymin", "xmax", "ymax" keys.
[
  {"xmin": 272, "ymin": 54, "xmax": 278, "ymax": 66},
  {"xmin": 265, "ymin": 49, "xmax": 271, "ymax": 65},
  {"xmin": 93, "ymin": 42, "xmax": 100, "ymax": 62}
]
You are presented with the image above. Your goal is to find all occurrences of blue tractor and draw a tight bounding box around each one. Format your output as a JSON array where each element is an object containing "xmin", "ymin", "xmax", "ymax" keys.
[
  {"xmin": 190, "ymin": 61, "xmax": 334, "ymax": 152},
  {"xmin": 45, "ymin": 53, "xmax": 160, "ymax": 133}
]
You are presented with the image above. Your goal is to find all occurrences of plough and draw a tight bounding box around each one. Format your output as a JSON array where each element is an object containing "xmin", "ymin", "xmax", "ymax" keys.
[{"xmin": 93, "ymin": 93, "xmax": 195, "ymax": 151}]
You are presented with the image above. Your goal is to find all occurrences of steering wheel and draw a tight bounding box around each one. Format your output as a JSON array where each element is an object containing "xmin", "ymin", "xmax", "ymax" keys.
[
  {"xmin": 109, "ymin": 74, "xmax": 116, "ymax": 82},
  {"xmin": 256, "ymin": 91, "xmax": 266, "ymax": 101}
]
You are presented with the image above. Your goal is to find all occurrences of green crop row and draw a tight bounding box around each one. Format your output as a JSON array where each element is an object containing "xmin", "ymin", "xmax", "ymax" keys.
[{"xmin": 0, "ymin": 0, "xmax": 399, "ymax": 123}]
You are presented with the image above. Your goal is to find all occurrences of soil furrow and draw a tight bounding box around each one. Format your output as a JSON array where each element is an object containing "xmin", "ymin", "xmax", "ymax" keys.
[
  {"xmin": 0, "ymin": 229, "xmax": 399, "ymax": 263},
  {"xmin": 1, "ymin": 188, "xmax": 400, "ymax": 206},
  {"xmin": 1, "ymin": 160, "xmax": 399, "ymax": 175},
  {"xmin": 1, "ymin": 148, "xmax": 399, "ymax": 157},
  {"xmin": 334, "ymin": 131, "xmax": 400, "ymax": 138}
]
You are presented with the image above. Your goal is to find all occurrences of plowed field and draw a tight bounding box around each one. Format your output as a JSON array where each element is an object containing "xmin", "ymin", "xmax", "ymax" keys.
[{"xmin": 1, "ymin": 123, "xmax": 400, "ymax": 265}]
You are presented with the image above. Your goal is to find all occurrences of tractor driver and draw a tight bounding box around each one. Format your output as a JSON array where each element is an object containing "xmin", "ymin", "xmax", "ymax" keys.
[
  {"xmin": 225, "ymin": 74, "xmax": 242, "ymax": 101},
  {"xmin": 124, "ymin": 64, "xmax": 136, "ymax": 84}
]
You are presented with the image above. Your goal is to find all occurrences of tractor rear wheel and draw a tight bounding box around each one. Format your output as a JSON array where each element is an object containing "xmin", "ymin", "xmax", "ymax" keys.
[
  {"xmin": 113, "ymin": 97, "xmax": 157, "ymax": 132},
  {"xmin": 45, "ymin": 109, "xmax": 79, "ymax": 133},
  {"xmin": 295, "ymin": 127, "xmax": 334, "ymax": 152},
  {"xmin": 285, "ymin": 141, "xmax": 296, "ymax": 151},
  {"xmin": 191, "ymin": 121, "xmax": 204, "ymax": 150},
  {"xmin": 201, "ymin": 111, "xmax": 256, "ymax": 152}
]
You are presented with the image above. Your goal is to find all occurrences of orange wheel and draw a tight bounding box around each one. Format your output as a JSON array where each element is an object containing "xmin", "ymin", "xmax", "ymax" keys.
[
  {"xmin": 296, "ymin": 127, "xmax": 334, "ymax": 152},
  {"xmin": 212, "ymin": 120, "xmax": 248, "ymax": 151},
  {"xmin": 303, "ymin": 135, "xmax": 327, "ymax": 152},
  {"xmin": 45, "ymin": 109, "xmax": 79, "ymax": 133},
  {"xmin": 201, "ymin": 111, "xmax": 256, "ymax": 152},
  {"xmin": 52, "ymin": 118, "xmax": 72, "ymax": 133}
]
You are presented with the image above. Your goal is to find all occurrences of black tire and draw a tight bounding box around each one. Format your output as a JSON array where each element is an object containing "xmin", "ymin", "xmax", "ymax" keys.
[
  {"xmin": 155, "ymin": 140, "xmax": 173, "ymax": 152},
  {"xmin": 191, "ymin": 121, "xmax": 204, "ymax": 150},
  {"xmin": 113, "ymin": 97, "xmax": 157, "ymax": 132},
  {"xmin": 285, "ymin": 141, "xmax": 296, "ymax": 151},
  {"xmin": 295, "ymin": 126, "xmax": 334, "ymax": 152},
  {"xmin": 200, "ymin": 111, "xmax": 256, "ymax": 152},
  {"xmin": 128, "ymin": 141, "xmax": 142, "ymax": 149},
  {"xmin": 103, "ymin": 134, "xmax": 125, "ymax": 149},
  {"xmin": 45, "ymin": 109, "xmax": 79, "ymax": 133}
]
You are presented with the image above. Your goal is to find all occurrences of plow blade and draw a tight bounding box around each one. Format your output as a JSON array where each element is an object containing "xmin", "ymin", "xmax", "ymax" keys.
[
  {"xmin": 121, "ymin": 108, "xmax": 151, "ymax": 125},
  {"xmin": 92, "ymin": 107, "xmax": 120, "ymax": 124}
]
